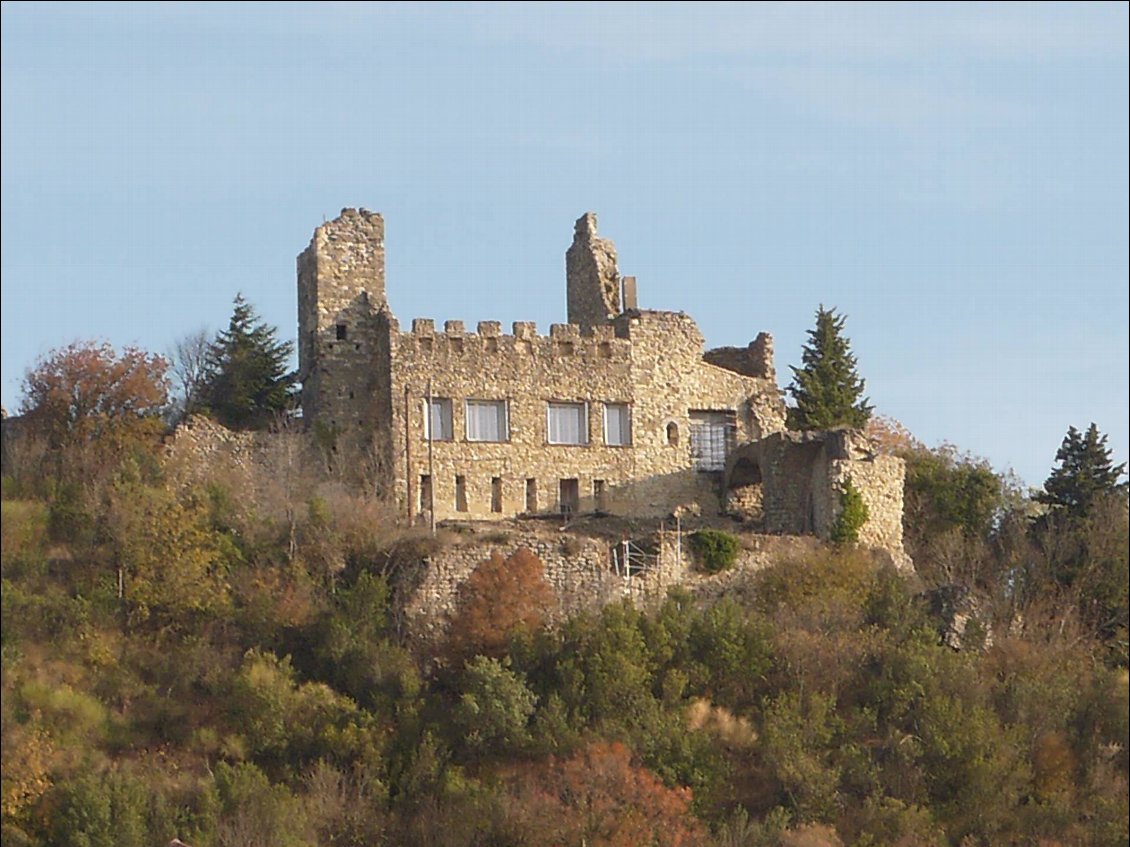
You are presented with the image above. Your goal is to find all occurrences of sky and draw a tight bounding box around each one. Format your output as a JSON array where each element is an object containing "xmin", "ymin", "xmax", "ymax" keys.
[{"xmin": 2, "ymin": 2, "xmax": 1127, "ymax": 488}]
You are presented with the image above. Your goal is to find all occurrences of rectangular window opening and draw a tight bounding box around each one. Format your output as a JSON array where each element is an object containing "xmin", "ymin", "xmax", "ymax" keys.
[
  {"xmin": 603, "ymin": 403, "xmax": 632, "ymax": 446},
  {"xmin": 336, "ymin": 323, "xmax": 348, "ymax": 340},
  {"xmin": 491, "ymin": 477, "xmax": 503, "ymax": 513},
  {"xmin": 547, "ymin": 402, "xmax": 588, "ymax": 445},
  {"xmin": 455, "ymin": 475, "xmax": 468, "ymax": 512},
  {"xmin": 466, "ymin": 399, "xmax": 509, "ymax": 442},
  {"xmin": 525, "ymin": 478, "xmax": 538, "ymax": 512},
  {"xmin": 419, "ymin": 474, "xmax": 432, "ymax": 515},
  {"xmin": 689, "ymin": 410, "xmax": 737, "ymax": 472},
  {"xmin": 424, "ymin": 397, "xmax": 454, "ymax": 441},
  {"xmin": 559, "ymin": 479, "xmax": 580, "ymax": 515}
]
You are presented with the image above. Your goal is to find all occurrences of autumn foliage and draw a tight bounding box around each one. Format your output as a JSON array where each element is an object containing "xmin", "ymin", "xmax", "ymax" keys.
[
  {"xmin": 507, "ymin": 741, "xmax": 705, "ymax": 847},
  {"xmin": 446, "ymin": 547, "xmax": 553, "ymax": 662},
  {"xmin": 18, "ymin": 341, "xmax": 168, "ymax": 484}
]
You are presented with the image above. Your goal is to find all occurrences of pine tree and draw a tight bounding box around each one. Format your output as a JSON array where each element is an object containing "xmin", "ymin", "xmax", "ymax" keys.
[
  {"xmin": 1036, "ymin": 423, "xmax": 1127, "ymax": 518},
  {"xmin": 787, "ymin": 305, "xmax": 873, "ymax": 431},
  {"xmin": 202, "ymin": 294, "xmax": 294, "ymax": 430}
]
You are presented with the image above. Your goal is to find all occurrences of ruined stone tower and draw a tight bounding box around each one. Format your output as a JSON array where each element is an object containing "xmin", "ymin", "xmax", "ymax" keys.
[
  {"xmin": 566, "ymin": 213, "xmax": 621, "ymax": 331},
  {"xmin": 297, "ymin": 208, "xmax": 387, "ymax": 440}
]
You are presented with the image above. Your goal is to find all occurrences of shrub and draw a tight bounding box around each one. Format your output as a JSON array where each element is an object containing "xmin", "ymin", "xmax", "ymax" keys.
[
  {"xmin": 831, "ymin": 477, "xmax": 868, "ymax": 544},
  {"xmin": 690, "ymin": 529, "xmax": 741, "ymax": 574}
]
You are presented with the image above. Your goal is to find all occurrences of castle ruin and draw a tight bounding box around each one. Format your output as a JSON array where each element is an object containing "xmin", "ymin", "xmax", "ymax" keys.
[{"xmin": 296, "ymin": 209, "xmax": 907, "ymax": 561}]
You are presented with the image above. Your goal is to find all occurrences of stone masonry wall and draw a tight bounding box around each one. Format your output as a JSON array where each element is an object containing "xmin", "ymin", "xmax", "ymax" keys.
[
  {"xmin": 386, "ymin": 307, "xmax": 786, "ymax": 524},
  {"xmin": 298, "ymin": 209, "xmax": 385, "ymax": 438},
  {"xmin": 566, "ymin": 212, "xmax": 620, "ymax": 331}
]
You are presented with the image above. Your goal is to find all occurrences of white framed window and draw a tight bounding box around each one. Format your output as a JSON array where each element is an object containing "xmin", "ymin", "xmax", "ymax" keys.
[
  {"xmin": 466, "ymin": 399, "xmax": 509, "ymax": 442},
  {"xmin": 547, "ymin": 401, "xmax": 588, "ymax": 445},
  {"xmin": 423, "ymin": 398, "xmax": 453, "ymax": 441},
  {"xmin": 603, "ymin": 403, "xmax": 631, "ymax": 446},
  {"xmin": 689, "ymin": 410, "xmax": 736, "ymax": 471}
]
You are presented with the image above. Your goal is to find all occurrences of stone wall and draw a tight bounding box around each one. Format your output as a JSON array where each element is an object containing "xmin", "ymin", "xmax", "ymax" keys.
[
  {"xmin": 726, "ymin": 429, "xmax": 909, "ymax": 568},
  {"xmin": 566, "ymin": 212, "xmax": 620, "ymax": 331},
  {"xmin": 384, "ymin": 306, "xmax": 786, "ymax": 524},
  {"xmin": 297, "ymin": 209, "xmax": 385, "ymax": 440},
  {"xmin": 403, "ymin": 522, "xmax": 845, "ymax": 639}
]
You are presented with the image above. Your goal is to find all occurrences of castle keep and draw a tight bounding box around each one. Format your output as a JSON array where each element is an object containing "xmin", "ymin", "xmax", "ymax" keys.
[{"xmin": 296, "ymin": 209, "xmax": 906, "ymax": 558}]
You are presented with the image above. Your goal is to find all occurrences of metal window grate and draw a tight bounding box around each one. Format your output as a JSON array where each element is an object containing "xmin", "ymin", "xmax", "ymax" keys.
[{"xmin": 689, "ymin": 411, "xmax": 736, "ymax": 471}]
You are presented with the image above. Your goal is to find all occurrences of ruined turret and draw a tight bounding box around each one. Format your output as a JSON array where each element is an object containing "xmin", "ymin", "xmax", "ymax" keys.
[{"xmin": 566, "ymin": 212, "xmax": 621, "ymax": 331}]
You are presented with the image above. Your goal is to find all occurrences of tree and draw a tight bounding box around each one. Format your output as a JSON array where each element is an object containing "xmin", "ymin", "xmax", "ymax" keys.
[
  {"xmin": 202, "ymin": 294, "xmax": 294, "ymax": 430},
  {"xmin": 786, "ymin": 306, "xmax": 872, "ymax": 431},
  {"xmin": 446, "ymin": 548, "xmax": 554, "ymax": 664},
  {"xmin": 19, "ymin": 341, "xmax": 169, "ymax": 484},
  {"xmin": 168, "ymin": 327, "xmax": 211, "ymax": 422},
  {"xmin": 1036, "ymin": 423, "xmax": 1127, "ymax": 519},
  {"xmin": 508, "ymin": 741, "xmax": 705, "ymax": 847}
]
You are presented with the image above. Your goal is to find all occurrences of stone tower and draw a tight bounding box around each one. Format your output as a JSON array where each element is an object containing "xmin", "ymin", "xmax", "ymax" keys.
[
  {"xmin": 297, "ymin": 208, "xmax": 386, "ymax": 429},
  {"xmin": 566, "ymin": 212, "xmax": 621, "ymax": 331}
]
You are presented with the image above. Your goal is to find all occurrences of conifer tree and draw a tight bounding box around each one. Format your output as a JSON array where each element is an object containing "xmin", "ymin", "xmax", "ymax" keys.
[
  {"xmin": 1036, "ymin": 423, "xmax": 1127, "ymax": 518},
  {"xmin": 202, "ymin": 294, "xmax": 294, "ymax": 430},
  {"xmin": 787, "ymin": 305, "xmax": 872, "ymax": 431}
]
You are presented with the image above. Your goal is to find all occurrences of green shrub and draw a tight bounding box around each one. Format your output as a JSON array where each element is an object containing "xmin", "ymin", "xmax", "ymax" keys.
[
  {"xmin": 831, "ymin": 477, "xmax": 869, "ymax": 544},
  {"xmin": 689, "ymin": 529, "xmax": 741, "ymax": 574}
]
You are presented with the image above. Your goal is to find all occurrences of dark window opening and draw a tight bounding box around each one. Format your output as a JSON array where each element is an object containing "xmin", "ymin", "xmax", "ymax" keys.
[
  {"xmin": 336, "ymin": 323, "xmax": 348, "ymax": 340},
  {"xmin": 491, "ymin": 477, "xmax": 503, "ymax": 513},
  {"xmin": 526, "ymin": 478, "xmax": 538, "ymax": 512},
  {"xmin": 559, "ymin": 479, "xmax": 580, "ymax": 515},
  {"xmin": 455, "ymin": 475, "xmax": 468, "ymax": 512}
]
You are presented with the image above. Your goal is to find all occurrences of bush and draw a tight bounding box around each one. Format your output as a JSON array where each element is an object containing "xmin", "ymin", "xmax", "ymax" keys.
[
  {"xmin": 690, "ymin": 529, "xmax": 741, "ymax": 574},
  {"xmin": 831, "ymin": 478, "xmax": 868, "ymax": 544}
]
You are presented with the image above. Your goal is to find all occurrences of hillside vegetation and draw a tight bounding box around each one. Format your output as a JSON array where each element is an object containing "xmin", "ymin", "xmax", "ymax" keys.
[{"xmin": 1, "ymin": 343, "xmax": 1127, "ymax": 847}]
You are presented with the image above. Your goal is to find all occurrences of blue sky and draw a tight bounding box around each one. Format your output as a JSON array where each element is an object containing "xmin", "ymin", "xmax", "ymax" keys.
[{"xmin": 2, "ymin": 2, "xmax": 1127, "ymax": 487}]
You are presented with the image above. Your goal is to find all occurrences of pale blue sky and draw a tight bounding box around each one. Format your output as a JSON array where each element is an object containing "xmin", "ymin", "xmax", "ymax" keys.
[{"xmin": 2, "ymin": 2, "xmax": 1127, "ymax": 487}]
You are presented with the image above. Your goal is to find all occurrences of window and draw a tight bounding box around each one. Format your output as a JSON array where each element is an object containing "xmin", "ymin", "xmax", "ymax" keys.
[
  {"xmin": 336, "ymin": 323, "xmax": 348, "ymax": 340},
  {"xmin": 559, "ymin": 479, "xmax": 580, "ymax": 514},
  {"xmin": 455, "ymin": 475, "xmax": 468, "ymax": 512},
  {"xmin": 548, "ymin": 402, "xmax": 588, "ymax": 445},
  {"xmin": 667, "ymin": 421, "xmax": 680, "ymax": 446},
  {"xmin": 466, "ymin": 399, "xmax": 508, "ymax": 442},
  {"xmin": 525, "ymin": 478, "xmax": 538, "ymax": 512},
  {"xmin": 603, "ymin": 403, "xmax": 631, "ymax": 446},
  {"xmin": 424, "ymin": 398, "xmax": 454, "ymax": 441},
  {"xmin": 594, "ymin": 479, "xmax": 608, "ymax": 512},
  {"xmin": 419, "ymin": 474, "xmax": 432, "ymax": 514},
  {"xmin": 491, "ymin": 477, "xmax": 503, "ymax": 513},
  {"xmin": 689, "ymin": 411, "xmax": 736, "ymax": 471}
]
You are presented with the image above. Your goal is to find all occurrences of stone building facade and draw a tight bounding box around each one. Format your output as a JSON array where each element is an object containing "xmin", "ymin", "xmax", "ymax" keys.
[{"xmin": 296, "ymin": 209, "xmax": 906, "ymax": 560}]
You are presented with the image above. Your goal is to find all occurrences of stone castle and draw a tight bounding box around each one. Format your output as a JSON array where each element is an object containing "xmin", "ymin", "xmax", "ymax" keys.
[{"xmin": 295, "ymin": 208, "xmax": 907, "ymax": 561}]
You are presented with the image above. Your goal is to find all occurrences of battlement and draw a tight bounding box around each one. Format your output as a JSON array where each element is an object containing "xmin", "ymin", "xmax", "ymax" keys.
[{"xmin": 401, "ymin": 316, "xmax": 628, "ymax": 360}]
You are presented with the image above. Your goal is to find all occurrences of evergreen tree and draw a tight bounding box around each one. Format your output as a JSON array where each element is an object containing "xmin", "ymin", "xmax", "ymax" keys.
[
  {"xmin": 787, "ymin": 305, "xmax": 872, "ymax": 430},
  {"xmin": 202, "ymin": 294, "xmax": 294, "ymax": 430},
  {"xmin": 1036, "ymin": 423, "xmax": 1127, "ymax": 518}
]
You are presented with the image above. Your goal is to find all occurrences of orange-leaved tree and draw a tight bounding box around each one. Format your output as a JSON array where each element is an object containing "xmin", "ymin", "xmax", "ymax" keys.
[
  {"xmin": 446, "ymin": 547, "xmax": 553, "ymax": 663},
  {"xmin": 19, "ymin": 341, "xmax": 168, "ymax": 486},
  {"xmin": 506, "ymin": 741, "xmax": 706, "ymax": 847}
]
